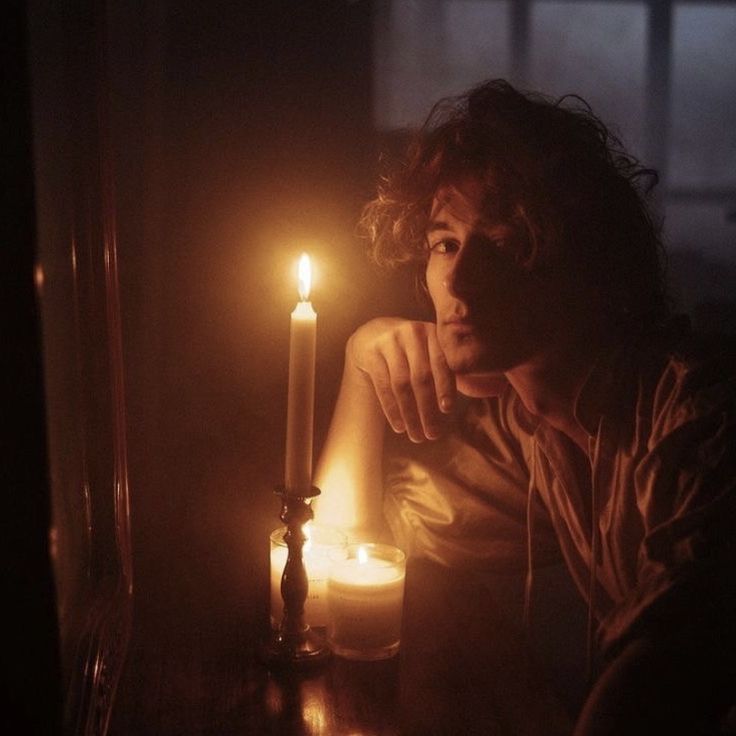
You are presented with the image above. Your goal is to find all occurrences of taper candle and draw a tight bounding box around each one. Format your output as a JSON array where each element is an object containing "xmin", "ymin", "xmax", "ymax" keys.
[{"xmin": 285, "ymin": 253, "xmax": 316, "ymax": 493}]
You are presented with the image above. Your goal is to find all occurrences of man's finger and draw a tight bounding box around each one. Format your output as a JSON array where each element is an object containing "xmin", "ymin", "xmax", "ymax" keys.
[
  {"xmin": 384, "ymin": 343, "xmax": 425, "ymax": 443},
  {"xmin": 404, "ymin": 327, "xmax": 443, "ymax": 440},
  {"xmin": 428, "ymin": 327, "xmax": 456, "ymax": 414},
  {"xmin": 366, "ymin": 352, "xmax": 406, "ymax": 434}
]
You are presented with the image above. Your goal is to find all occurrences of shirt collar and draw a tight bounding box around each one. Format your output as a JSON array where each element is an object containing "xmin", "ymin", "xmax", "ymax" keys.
[{"xmin": 573, "ymin": 337, "xmax": 634, "ymax": 439}]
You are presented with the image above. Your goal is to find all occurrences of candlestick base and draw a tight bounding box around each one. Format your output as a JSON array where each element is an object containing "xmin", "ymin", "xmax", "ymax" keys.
[{"xmin": 260, "ymin": 624, "xmax": 331, "ymax": 670}]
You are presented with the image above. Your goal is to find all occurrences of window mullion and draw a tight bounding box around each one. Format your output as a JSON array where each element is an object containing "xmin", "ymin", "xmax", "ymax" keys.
[
  {"xmin": 510, "ymin": 0, "xmax": 530, "ymax": 85},
  {"xmin": 645, "ymin": 0, "xmax": 673, "ymax": 184}
]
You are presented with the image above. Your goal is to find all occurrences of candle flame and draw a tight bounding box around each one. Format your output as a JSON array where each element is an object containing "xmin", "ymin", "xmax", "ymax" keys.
[
  {"xmin": 357, "ymin": 545, "xmax": 368, "ymax": 565},
  {"xmin": 303, "ymin": 522, "xmax": 312, "ymax": 554},
  {"xmin": 297, "ymin": 253, "xmax": 311, "ymax": 301}
]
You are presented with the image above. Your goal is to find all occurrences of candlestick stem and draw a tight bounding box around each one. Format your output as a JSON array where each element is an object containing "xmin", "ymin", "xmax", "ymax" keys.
[{"xmin": 261, "ymin": 485, "xmax": 330, "ymax": 669}]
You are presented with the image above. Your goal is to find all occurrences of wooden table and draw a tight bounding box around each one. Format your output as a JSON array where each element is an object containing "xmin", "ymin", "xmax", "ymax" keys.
[{"xmin": 110, "ymin": 558, "xmax": 583, "ymax": 735}]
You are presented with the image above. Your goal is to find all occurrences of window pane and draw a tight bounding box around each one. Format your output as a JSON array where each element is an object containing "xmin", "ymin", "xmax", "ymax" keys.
[
  {"xmin": 528, "ymin": 1, "xmax": 647, "ymax": 160},
  {"xmin": 666, "ymin": 202, "xmax": 736, "ymax": 330},
  {"xmin": 669, "ymin": 4, "xmax": 736, "ymax": 187},
  {"xmin": 664, "ymin": 201, "xmax": 736, "ymax": 264},
  {"xmin": 444, "ymin": 0, "xmax": 511, "ymax": 88},
  {"xmin": 373, "ymin": 0, "xmax": 510, "ymax": 130}
]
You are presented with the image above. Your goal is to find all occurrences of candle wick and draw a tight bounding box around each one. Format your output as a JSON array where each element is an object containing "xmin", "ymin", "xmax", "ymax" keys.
[{"xmin": 297, "ymin": 252, "xmax": 312, "ymax": 301}]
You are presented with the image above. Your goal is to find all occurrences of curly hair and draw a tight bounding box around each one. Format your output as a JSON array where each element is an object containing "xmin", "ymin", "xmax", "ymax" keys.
[{"xmin": 360, "ymin": 79, "xmax": 669, "ymax": 330}]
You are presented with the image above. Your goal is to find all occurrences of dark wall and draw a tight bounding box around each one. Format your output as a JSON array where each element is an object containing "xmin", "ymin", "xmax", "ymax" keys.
[
  {"xmin": 112, "ymin": 0, "xmax": 381, "ymax": 623},
  {"xmin": 27, "ymin": 1, "xmax": 399, "ymax": 731},
  {"xmin": 2, "ymin": 0, "xmax": 62, "ymax": 732}
]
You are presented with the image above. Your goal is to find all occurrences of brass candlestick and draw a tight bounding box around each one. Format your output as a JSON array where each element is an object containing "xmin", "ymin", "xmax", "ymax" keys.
[{"xmin": 261, "ymin": 485, "xmax": 330, "ymax": 668}]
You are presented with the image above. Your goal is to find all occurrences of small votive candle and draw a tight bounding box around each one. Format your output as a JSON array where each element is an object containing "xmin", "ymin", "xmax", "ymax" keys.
[
  {"xmin": 327, "ymin": 543, "xmax": 406, "ymax": 661},
  {"xmin": 269, "ymin": 524, "xmax": 347, "ymax": 629}
]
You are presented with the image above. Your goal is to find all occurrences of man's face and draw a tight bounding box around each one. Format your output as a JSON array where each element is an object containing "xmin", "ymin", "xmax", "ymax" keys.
[{"xmin": 425, "ymin": 178, "xmax": 546, "ymax": 374}]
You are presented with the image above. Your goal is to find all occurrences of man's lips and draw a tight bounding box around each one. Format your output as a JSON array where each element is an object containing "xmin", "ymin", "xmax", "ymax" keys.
[{"xmin": 442, "ymin": 317, "xmax": 476, "ymax": 336}]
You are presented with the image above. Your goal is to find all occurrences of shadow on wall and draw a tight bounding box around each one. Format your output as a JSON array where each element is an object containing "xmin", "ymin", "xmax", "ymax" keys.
[{"xmin": 668, "ymin": 249, "xmax": 736, "ymax": 335}]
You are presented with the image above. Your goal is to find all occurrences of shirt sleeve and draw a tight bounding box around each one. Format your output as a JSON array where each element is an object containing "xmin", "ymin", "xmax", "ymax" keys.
[
  {"xmin": 599, "ymin": 356, "xmax": 736, "ymax": 657},
  {"xmin": 382, "ymin": 395, "xmax": 561, "ymax": 574}
]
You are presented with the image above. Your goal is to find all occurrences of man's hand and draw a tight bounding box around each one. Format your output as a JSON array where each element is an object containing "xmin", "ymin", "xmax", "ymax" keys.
[
  {"xmin": 345, "ymin": 318, "xmax": 456, "ymax": 443},
  {"xmin": 314, "ymin": 317, "xmax": 507, "ymax": 534}
]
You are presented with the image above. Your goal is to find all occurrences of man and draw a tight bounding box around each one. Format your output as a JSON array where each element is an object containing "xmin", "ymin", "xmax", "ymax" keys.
[{"xmin": 314, "ymin": 80, "xmax": 736, "ymax": 734}]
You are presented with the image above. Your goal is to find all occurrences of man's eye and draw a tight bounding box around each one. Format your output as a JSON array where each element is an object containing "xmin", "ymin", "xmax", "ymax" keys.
[{"xmin": 428, "ymin": 239, "xmax": 458, "ymax": 254}]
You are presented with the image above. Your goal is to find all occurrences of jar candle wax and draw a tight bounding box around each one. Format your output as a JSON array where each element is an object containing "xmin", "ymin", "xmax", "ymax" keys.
[{"xmin": 327, "ymin": 544, "xmax": 406, "ymax": 660}]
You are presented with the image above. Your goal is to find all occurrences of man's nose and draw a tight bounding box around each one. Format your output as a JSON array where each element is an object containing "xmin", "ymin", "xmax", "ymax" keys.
[{"xmin": 444, "ymin": 232, "xmax": 492, "ymax": 299}]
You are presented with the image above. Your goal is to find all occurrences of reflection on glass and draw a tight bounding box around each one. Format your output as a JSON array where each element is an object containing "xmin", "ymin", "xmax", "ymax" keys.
[
  {"xmin": 669, "ymin": 4, "xmax": 736, "ymax": 187},
  {"xmin": 29, "ymin": 3, "xmax": 134, "ymax": 734},
  {"xmin": 665, "ymin": 201, "xmax": 736, "ymax": 264},
  {"xmin": 528, "ymin": 1, "xmax": 646, "ymax": 160},
  {"xmin": 373, "ymin": 0, "xmax": 510, "ymax": 130}
]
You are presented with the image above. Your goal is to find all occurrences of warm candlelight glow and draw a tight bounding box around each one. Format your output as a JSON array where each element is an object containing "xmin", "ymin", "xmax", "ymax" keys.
[
  {"xmin": 327, "ymin": 543, "xmax": 406, "ymax": 660},
  {"xmin": 298, "ymin": 252, "xmax": 311, "ymax": 301},
  {"xmin": 33, "ymin": 263, "xmax": 45, "ymax": 292},
  {"xmin": 270, "ymin": 524, "xmax": 347, "ymax": 628},
  {"xmin": 357, "ymin": 545, "xmax": 368, "ymax": 565}
]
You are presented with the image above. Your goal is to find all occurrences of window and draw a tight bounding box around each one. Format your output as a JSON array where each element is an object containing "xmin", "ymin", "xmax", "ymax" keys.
[{"xmin": 373, "ymin": 0, "xmax": 736, "ymax": 312}]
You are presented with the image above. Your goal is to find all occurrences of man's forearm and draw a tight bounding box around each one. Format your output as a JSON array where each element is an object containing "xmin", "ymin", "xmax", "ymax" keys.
[{"xmin": 312, "ymin": 361, "xmax": 387, "ymax": 541}]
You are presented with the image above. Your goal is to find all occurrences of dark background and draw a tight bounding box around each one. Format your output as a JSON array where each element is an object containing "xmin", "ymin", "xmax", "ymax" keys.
[
  {"xmin": 12, "ymin": 1, "xmax": 414, "ymax": 732},
  {"xmin": 6, "ymin": 0, "xmax": 736, "ymax": 733}
]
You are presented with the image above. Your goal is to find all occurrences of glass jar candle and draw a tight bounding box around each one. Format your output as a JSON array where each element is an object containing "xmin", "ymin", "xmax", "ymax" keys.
[
  {"xmin": 327, "ymin": 543, "xmax": 406, "ymax": 660},
  {"xmin": 269, "ymin": 524, "xmax": 346, "ymax": 629}
]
